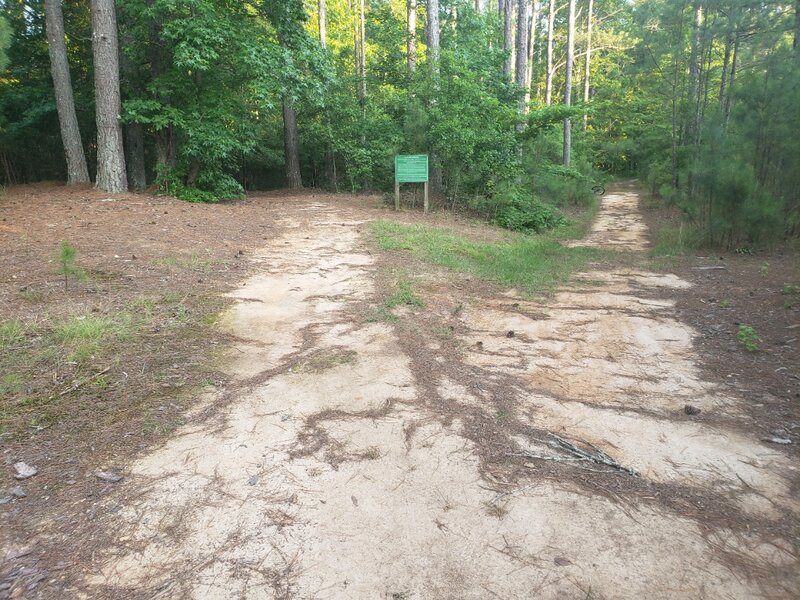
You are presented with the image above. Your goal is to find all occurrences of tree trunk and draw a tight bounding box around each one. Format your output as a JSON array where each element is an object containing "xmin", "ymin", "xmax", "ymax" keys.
[
  {"xmin": 545, "ymin": 0, "xmax": 555, "ymax": 105},
  {"xmin": 91, "ymin": 0, "xmax": 127, "ymax": 193},
  {"xmin": 427, "ymin": 0, "xmax": 443, "ymax": 194},
  {"xmin": 125, "ymin": 123, "xmax": 146, "ymax": 190},
  {"xmin": 525, "ymin": 1, "xmax": 538, "ymax": 107},
  {"xmin": 148, "ymin": 11, "xmax": 176, "ymax": 174},
  {"xmin": 723, "ymin": 34, "xmax": 738, "ymax": 127},
  {"xmin": 407, "ymin": 0, "xmax": 417, "ymax": 72},
  {"xmin": 718, "ymin": 29, "xmax": 732, "ymax": 111},
  {"xmin": 45, "ymin": 0, "xmax": 90, "ymax": 184},
  {"xmin": 688, "ymin": 2, "xmax": 703, "ymax": 143},
  {"xmin": 795, "ymin": 0, "xmax": 799, "ymax": 54},
  {"xmin": 427, "ymin": 0, "xmax": 440, "ymax": 71},
  {"xmin": 515, "ymin": 0, "xmax": 528, "ymax": 126},
  {"xmin": 318, "ymin": 0, "xmax": 327, "ymax": 48},
  {"xmin": 282, "ymin": 98, "xmax": 302, "ymax": 188},
  {"xmin": 563, "ymin": 0, "xmax": 575, "ymax": 167},
  {"xmin": 582, "ymin": 0, "xmax": 593, "ymax": 130},
  {"xmin": 503, "ymin": 0, "xmax": 514, "ymax": 77},
  {"xmin": 474, "ymin": 0, "xmax": 486, "ymax": 12},
  {"xmin": 354, "ymin": 0, "xmax": 366, "ymax": 106}
]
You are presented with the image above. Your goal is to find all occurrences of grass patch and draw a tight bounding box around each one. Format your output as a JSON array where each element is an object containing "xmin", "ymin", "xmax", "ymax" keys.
[
  {"xmin": 370, "ymin": 221, "xmax": 603, "ymax": 294},
  {"xmin": 52, "ymin": 315, "xmax": 116, "ymax": 342},
  {"xmin": 153, "ymin": 253, "xmax": 216, "ymax": 272},
  {"xmin": 0, "ymin": 293, "xmax": 226, "ymax": 439},
  {"xmin": 0, "ymin": 320, "xmax": 25, "ymax": 347},
  {"xmin": 650, "ymin": 224, "xmax": 703, "ymax": 257},
  {"xmin": 384, "ymin": 278, "xmax": 424, "ymax": 309}
]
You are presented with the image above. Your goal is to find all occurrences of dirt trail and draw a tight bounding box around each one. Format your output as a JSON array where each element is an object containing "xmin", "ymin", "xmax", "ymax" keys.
[{"xmin": 85, "ymin": 187, "xmax": 797, "ymax": 599}]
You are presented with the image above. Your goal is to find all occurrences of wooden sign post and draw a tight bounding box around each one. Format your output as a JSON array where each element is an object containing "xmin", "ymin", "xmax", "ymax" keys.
[{"xmin": 394, "ymin": 154, "xmax": 429, "ymax": 213}]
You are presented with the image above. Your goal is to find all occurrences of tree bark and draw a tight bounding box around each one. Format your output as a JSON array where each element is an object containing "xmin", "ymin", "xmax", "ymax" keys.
[
  {"xmin": 582, "ymin": 0, "xmax": 593, "ymax": 130},
  {"xmin": 125, "ymin": 123, "xmax": 146, "ymax": 190},
  {"xmin": 91, "ymin": 0, "xmax": 127, "ymax": 193},
  {"xmin": 545, "ymin": 0, "xmax": 555, "ymax": 105},
  {"xmin": 723, "ymin": 34, "xmax": 738, "ymax": 127},
  {"xmin": 427, "ymin": 0, "xmax": 443, "ymax": 194},
  {"xmin": 427, "ymin": 0, "xmax": 440, "ymax": 71},
  {"xmin": 474, "ymin": 0, "xmax": 486, "ymax": 12},
  {"xmin": 563, "ymin": 0, "xmax": 575, "ymax": 167},
  {"xmin": 318, "ymin": 0, "xmax": 327, "ymax": 48},
  {"xmin": 688, "ymin": 2, "xmax": 703, "ymax": 145},
  {"xmin": 525, "ymin": 1, "xmax": 538, "ymax": 107},
  {"xmin": 354, "ymin": 0, "xmax": 366, "ymax": 106},
  {"xmin": 282, "ymin": 98, "xmax": 302, "ymax": 188},
  {"xmin": 515, "ymin": 0, "xmax": 528, "ymax": 125},
  {"xmin": 503, "ymin": 0, "xmax": 514, "ymax": 77},
  {"xmin": 45, "ymin": 0, "xmax": 90, "ymax": 184},
  {"xmin": 407, "ymin": 0, "xmax": 417, "ymax": 72}
]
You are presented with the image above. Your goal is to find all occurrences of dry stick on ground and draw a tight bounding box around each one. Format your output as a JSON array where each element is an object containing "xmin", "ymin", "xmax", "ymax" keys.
[
  {"xmin": 513, "ymin": 433, "xmax": 639, "ymax": 476},
  {"xmin": 56, "ymin": 367, "xmax": 111, "ymax": 397}
]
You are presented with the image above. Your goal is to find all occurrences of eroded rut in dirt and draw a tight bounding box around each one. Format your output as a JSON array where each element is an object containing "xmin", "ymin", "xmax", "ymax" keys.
[{"xmin": 85, "ymin": 188, "xmax": 797, "ymax": 599}]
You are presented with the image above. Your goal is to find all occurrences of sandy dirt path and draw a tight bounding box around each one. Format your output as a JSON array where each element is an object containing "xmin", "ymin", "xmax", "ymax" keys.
[{"xmin": 84, "ymin": 187, "xmax": 798, "ymax": 599}]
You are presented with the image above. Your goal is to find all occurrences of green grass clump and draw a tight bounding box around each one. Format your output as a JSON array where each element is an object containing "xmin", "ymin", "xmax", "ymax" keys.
[
  {"xmin": 385, "ymin": 278, "xmax": 424, "ymax": 309},
  {"xmin": 782, "ymin": 283, "xmax": 800, "ymax": 296},
  {"xmin": 371, "ymin": 221, "xmax": 601, "ymax": 294},
  {"xmin": 53, "ymin": 316, "xmax": 116, "ymax": 342},
  {"xmin": 0, "ymin": 320, "xmax": 24, "ymax": 347},
  {"xmin": 737, "ymin": 324, "xmax": 761, "ymax": 352}
]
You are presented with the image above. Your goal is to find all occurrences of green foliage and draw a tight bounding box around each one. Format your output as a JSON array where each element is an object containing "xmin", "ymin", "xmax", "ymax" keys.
[
  {"xmin": 0, "ymin": 16, "xmax": 10, "ymax": 72},
  {"xmin": 0, "ymin": 320, "xmax": 24, "ymax": 348},
  {"xmin": 736, "ymin": 325, "xmax": 760, "ymax": 353},
  {"xmin": 384, "ymin": 278, "xmax": 424, "ymax": 309},
  {"xmin": 371, "ymin": 220, "xmax": 602, "ymax": 294},
  {"xmin": 57, "ymin": 240, "xmax": 86, "ymax": 288},
  {"xmin": 492, "ymin": 191, "xmax": 568, "ymax": 233},
  {"xmin": 782, "ymin": 283, "xmax": 800, "ymax": 296}
]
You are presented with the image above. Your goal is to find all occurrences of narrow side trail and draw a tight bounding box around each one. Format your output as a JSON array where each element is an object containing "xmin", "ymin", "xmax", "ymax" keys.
[{"xmin": 85, "ymin": 187, "xmax": 797, "ymax": 599}]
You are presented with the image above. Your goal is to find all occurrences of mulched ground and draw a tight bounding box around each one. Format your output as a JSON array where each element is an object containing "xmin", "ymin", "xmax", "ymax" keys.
[{"xmin": 640, "ymin": 199, "xmax": 800, "ymax": 456}]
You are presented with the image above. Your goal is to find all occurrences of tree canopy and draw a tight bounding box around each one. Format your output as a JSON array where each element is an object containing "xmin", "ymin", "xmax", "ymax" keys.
[{"xmin": 0, "ymin": 0, "xmax": 797, "ymax": 245}]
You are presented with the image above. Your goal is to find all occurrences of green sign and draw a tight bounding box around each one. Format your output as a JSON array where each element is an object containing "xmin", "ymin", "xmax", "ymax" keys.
[{"xmin": 395, "ymin": 154, "xmax": 429, "ymax": 183}]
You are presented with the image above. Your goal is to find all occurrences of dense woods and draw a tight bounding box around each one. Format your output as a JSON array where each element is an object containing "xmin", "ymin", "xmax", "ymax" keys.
[{"xmin": 0, "ymin": 0, "xmax": 797, "ymax": 246}]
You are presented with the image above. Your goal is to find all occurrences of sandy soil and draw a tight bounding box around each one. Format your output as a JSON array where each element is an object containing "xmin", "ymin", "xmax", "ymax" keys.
[
  {"xmin": 56, "ymin": 185, "xmax": 800, "ymax": 599},
  {"xmin": 49, "ymin": 186, "xmax": 799, "ymax": 598}
]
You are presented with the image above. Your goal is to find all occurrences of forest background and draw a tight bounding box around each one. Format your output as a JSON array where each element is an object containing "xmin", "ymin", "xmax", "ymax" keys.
[{"xmin": 0, "ymin": 0, "xmax": 798, "ymax": 247}]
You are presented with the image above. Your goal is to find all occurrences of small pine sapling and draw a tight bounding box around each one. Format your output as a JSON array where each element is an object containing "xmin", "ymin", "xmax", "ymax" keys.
[{"xmin": 57, "ymin": 240, "xmax": 86, "ymax": 289}]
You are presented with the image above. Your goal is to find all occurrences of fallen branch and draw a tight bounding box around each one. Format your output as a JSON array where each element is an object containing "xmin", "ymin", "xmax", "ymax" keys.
[
  {"xmin": 513, "ymin": 433, "xmax": 639, "ymax": 476},
  {"xmin": 57, "ymin": 367, "xmax": 111, "ymax": 397}
]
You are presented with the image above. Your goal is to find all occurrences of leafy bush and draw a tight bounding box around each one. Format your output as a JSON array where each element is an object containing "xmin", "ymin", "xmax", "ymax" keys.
[{"xmin": 492, "ymin": 189, "xmax": 568, "ymax": 233}]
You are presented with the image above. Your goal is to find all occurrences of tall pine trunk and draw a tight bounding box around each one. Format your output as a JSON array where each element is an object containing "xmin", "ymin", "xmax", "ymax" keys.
[
  {"xmin": 503, "ymin": 0, "xmax": 514, "ymax": 77},
  {"xmin": 545, "ymin": 0, "xmax": 555, "ymax": 105},
  {"xmin": 582, "ymin": 0, "xmax": 593, "ymax": 130},
  {"xmin": 45, "ymin": 0, "xmax": 90, "ymax": 184},
  {"xmin": 427, "ymin": 0, "xmax": 440, "ymax": 70},
  {"xmin": 283, "ymin": 98, "xmax": 302, "ymax": 188},
  {"xmin": 515, "ymin": 0, "xmax": 528, "ymax": 127},
  {"xmin": 563, "ymin": 0, "xmax": 575, "ymax": 166},
  {"xmin": 318, "ymin": 0, "xmax": 327, "ymax": 48},
  {"xmin": 91, "ymin": 0, "xmax": 127, "ymax": 193},
  {"xmin": 427, "ymin": 0, "xmax": 443, "ymax": 194},
  {"xmin": 407, "ymin": 0, "xmax": 417, "ymax": 72},
  {"xmin": 525, "ymin": 1, "xmax": 538, "ymax": 107},
  {"xmin": 357, "ymin": 0, "xmax": 367, "ymax": 107},
  {"xmin": 124, "ymin": 124, "xmax": 146, "ymax": 190}
]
